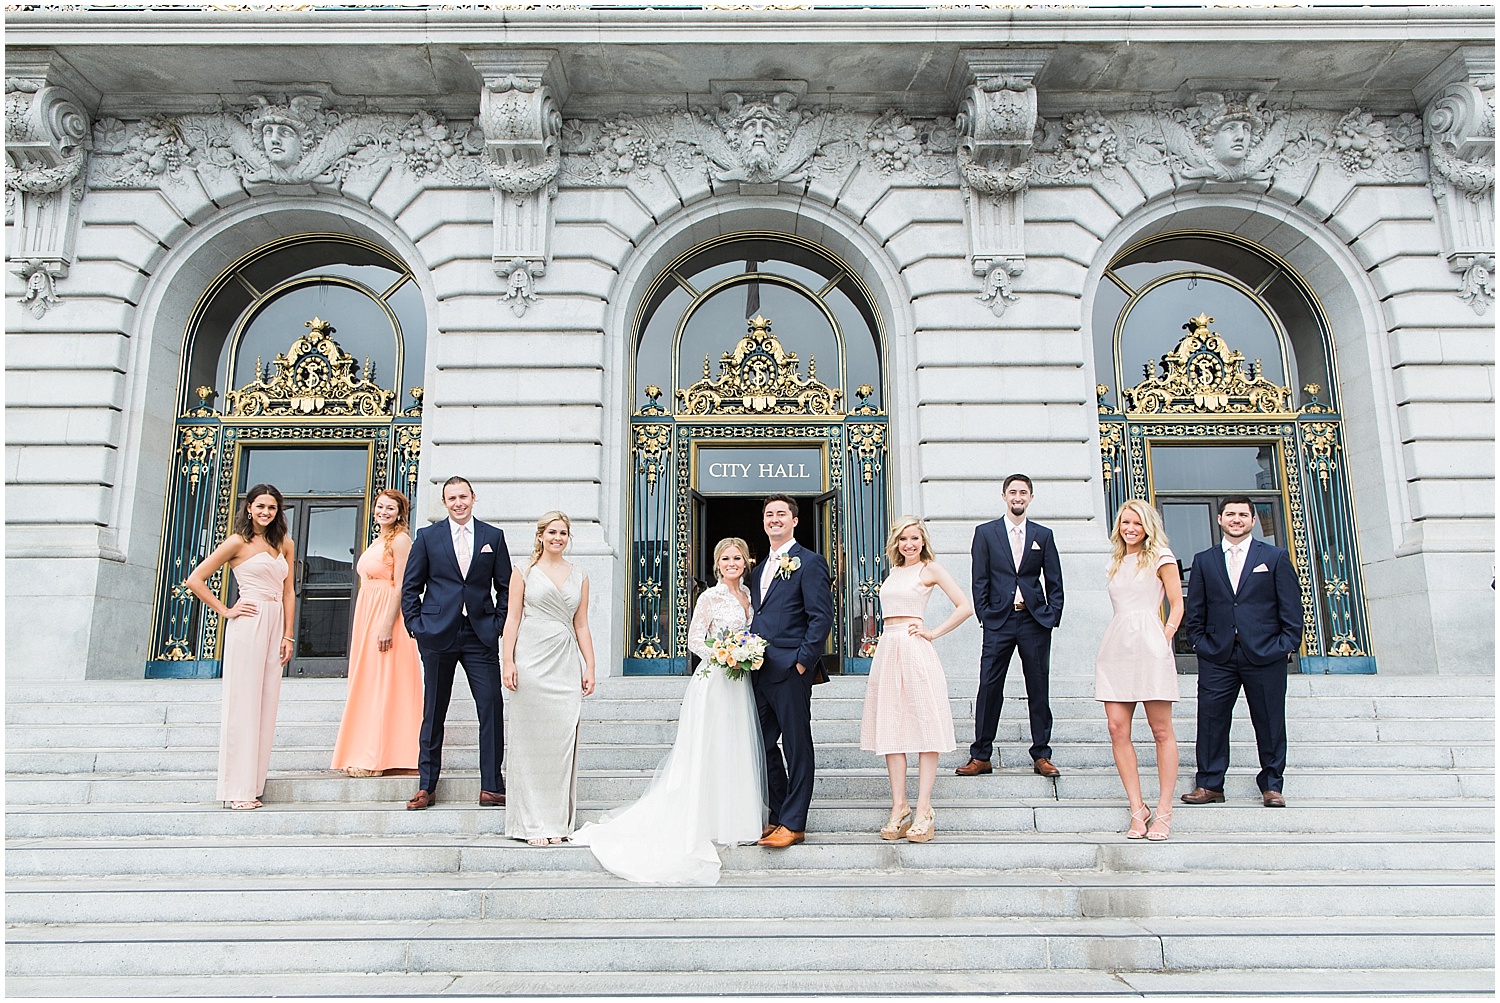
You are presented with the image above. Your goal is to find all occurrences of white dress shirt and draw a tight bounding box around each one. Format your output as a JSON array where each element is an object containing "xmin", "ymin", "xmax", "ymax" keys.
[
  {"xmin": 761, "ymin": 539, "xmax": 796, "ymax": 601},
  {"xmin": 451, "ymin": 518, "xmax": 474, "ymax": 613},
  {"xmin": 1005, "ymin": 515, "xmax": 1027, "ymax": 604},
  {"xmin": 1222, "ymin": 536, "xmax": 1249, "ymax": 594}
]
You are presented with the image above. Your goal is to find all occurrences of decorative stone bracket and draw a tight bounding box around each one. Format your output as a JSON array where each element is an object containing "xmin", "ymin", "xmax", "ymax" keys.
[
  {"xmin": 954, "ymin": 49, "xmax": 1051, "ymax": 319},
  {"xmin": 1418, "ymin": 46, "xmax": 1496, "ymax": 315},
  {"xmin": 463, "ymin": 48, "xmax": 565, "ymax": 318},
  {"xmin": 5, "ymin": 50, "xmax": 96, "ymax": 318}
]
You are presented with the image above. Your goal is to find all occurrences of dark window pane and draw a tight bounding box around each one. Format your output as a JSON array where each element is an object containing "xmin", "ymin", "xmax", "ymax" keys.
[
  {"xmin": 676, "ymin": 282, "xmax": 841, "ymax": 396},
  {"xmin": 385, "ymin": 277, "xmax": 427, "ymax": 398},
  {"xmin": 1090, "ymin": 279, "xmax": 1128, "ymax": 407},
  {"xmin": 302, "ymin": 505, "xmax": 359, "ymax": 586},
  {"xmin": 826, "ymin": 282, "xmax": 881, "ymax": 406},
  {"xmin": 1151, "ymin": 444, "xmax": 1279, "ymax": 492},
  {"xmin": 244, "ymin": 447, "xmax": 368, "ymax": 496},
  {"xmin": 1160, "ymin": 501, "xmax": 1215, "ymax": 573},
  {"xmin": 634, "ymin": 283, "xmax": 690, "ymax": 403},
  {"xmin": 1119, "ymin": 276, "xmax": 1288, "ymax": 391},
  {"xmin": 297, "ymin": 598, "xmax": 352, "ymax": 658}
]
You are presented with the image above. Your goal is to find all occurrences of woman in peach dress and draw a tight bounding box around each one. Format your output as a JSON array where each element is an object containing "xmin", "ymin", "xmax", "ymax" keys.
[
  {"xmin": 186, "ymin": 483, "xmax": 296, "ymax": 810},
  {"xmin": 332, "ymin": 489, "xmax": 423, "ymax": 777},
  {"xmin": 859, "ymin": 516, "xmax": 972, "ymax": 843}
]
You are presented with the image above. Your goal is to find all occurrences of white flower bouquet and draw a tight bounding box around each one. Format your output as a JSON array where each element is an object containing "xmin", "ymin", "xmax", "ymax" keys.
[{"xmin": 698, "ymin": 626, "xmax": 768, "ymax": 681}]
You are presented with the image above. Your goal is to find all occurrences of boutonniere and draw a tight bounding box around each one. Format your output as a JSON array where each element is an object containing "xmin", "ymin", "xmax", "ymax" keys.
[{"xmin": 775, "ymin": 553, "xmax": 801, "ymax": 580}]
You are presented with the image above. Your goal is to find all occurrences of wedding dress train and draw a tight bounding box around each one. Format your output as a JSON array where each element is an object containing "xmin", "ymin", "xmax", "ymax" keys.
[{"xmin": 574, "ymin": 583, "xmax": 766, "ymax": 884}]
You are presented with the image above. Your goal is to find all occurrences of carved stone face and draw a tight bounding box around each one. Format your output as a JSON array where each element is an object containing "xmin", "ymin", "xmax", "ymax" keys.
[
  {"xmin": 1210, "ymin": 118, "xmax": 1253, "ymax": 165},
  {"xmin": 737, "ymin": 113, "xmax": 780, "ymax": 174},
  {"xmin": 261, "ymin": 123, "xmax": 301, "ymax": 167}
]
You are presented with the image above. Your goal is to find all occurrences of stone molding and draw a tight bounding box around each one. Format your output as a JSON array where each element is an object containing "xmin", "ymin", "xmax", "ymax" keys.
[{"xmin": 6, "ymin": 52, "xmax": 94, "ymax": 317}]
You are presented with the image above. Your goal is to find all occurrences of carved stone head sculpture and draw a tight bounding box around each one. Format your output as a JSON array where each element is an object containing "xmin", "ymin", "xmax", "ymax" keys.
[
  {"xmin": 1194, "ymin": 92, "xmax": 1267, "ymax": 169},
  {"xmin": 248, "ymin": 95, "xmax": 323, "ymax": 168},
  {"xmin": 718, "ymin": 92, "xmax": 798, "ymax": 178}
]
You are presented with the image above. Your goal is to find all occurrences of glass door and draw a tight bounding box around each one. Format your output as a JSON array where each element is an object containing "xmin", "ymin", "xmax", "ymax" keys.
[{"xmin": 287, "ymin": 498, "xmax": 364, "ymax": 677}]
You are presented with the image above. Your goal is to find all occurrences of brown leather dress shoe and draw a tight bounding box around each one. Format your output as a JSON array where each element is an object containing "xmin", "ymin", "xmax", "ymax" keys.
[
  {"xmin": 1032, "ymin": 757, "xmax": 1061, "ymax": 778},
  {"xmin": 757, "ymin": 825, "xmax": 805, "ymax": 849},
  {"xmin": 479, "ymin": 790, "xmax": 506, "ymax": 807},
  {"xmin": 406, "ymin": 790, "xmax": 435, "ymax": 810},
  {"xmin": 1262, "ymin": 790, "xmax": 1286, "ymax": 808},
  {"xmin": 1180, "ymin": 787, "xmax": 1225, "ymax": 805},
  {"xmin": 954, "ymin": 758, "xmax": 993, "ymax": 776},
  {"xmin": 761, "ymin": 823, "xmax": 778, "ymax": 839}
]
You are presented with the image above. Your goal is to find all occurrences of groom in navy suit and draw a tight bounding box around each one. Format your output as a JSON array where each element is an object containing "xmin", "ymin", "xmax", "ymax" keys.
[
  {"xmin": 1181, "ymin": 496, "xmax": 1304, "ymax": 808},
  {"xmin": 400, "ymin": 476, "xmax": 512, "ymax": 811},
  {"xmin": 750, "ymin": 493, "xmax": 833, "ymax": 849}
]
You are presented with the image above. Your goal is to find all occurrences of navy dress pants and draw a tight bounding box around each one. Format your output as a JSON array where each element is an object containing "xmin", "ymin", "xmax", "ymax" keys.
[
  {"xmin": 970, "ymin": 612, "xmax": 1053, "ymax": 763},
  {"xmin": 417, "ymin": 620, "xmax": 505, "ymax": 795},
  {"xmin": 1194, "ymin": 643, "xmax": 1288, "ymax": 793},
  {"xmin": 754, "ymin": 670, "xmax": 815, "ymax": 832}
]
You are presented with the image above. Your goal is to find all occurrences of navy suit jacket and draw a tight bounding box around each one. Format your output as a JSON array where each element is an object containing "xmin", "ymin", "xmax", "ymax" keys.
[
  {"xmin": 971, "ymin": 518, "xmax": 1064, "ymax": 631},
  {"xmin": 401, "ymin": 518, "xmax": 512, "ymax": 652},
  {"xmin": 1182, "ymin": 538, "xmax": 1303, "ymax": 666},
  {"xmin": 749, "ymin": 541, "xmax": 833, "ymax": 685}
]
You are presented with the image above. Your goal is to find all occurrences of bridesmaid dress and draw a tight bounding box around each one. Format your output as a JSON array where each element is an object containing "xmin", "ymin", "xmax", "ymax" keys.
[
  {"xmin": 573, "ymin": 583, "xmax": 766, "ymax": 884},
  {"xmin": 330, "ymin": 540, "xmax": 423, "ymax": 773},
  {"xmin": 504, "ymin": 564, "xmax": 587, "ymax": 841},
  {"xmin": 1094, "ymin": 549, "xmax": 1181, "ymax": 703},
  {"xmin": 217, "ymin": 552, "xmax": 288, "ymax": 803},
  {"xmin": 859, "ymin": 562, "xmax": 957, "ymax": 755}
]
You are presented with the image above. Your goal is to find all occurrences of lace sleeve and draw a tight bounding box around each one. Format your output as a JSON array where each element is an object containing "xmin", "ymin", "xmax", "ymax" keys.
[{"xmin": 687, "ymin": 589, "xmax": 720, "ymax": 663}]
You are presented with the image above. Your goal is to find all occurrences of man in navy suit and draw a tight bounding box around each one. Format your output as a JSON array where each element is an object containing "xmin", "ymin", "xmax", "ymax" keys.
[
  {"xmin": 959, "ymin": 473, "xmax": 1065, "ymax": 778},
  {"xmin": 1180, "ymin": 496, "xmax": 1304, "ymax": 808},
  {"xmin": 750, "ymin": 493, "xmax": 833, "ymax": 849},
  {"xmin": 400, "ymin": 476, "xmax": 513, "ymax": 810}
]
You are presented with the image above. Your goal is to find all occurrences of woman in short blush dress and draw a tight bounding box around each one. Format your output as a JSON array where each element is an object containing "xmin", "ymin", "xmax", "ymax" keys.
[
  {"xmin": 573, "ymin": 537, "xmax": 767, "ymax": 884},
  {"xmin": 331, "ymin": 488, "xmax": 423, "ymax": 778},
  {"xmin": 859, "ymin": 516, "xmax": 972, "ymax": 843},
  {"xmin": 502, "ymin": 511, "xmax": 597, "ymax": 846},
  {"xmin": 1095, "ymin": 499, "xmax": 1184, "ymax": 841},
  {"xmin": 185, "ymin": 484, "xmax": 296, "ymax": 810}
]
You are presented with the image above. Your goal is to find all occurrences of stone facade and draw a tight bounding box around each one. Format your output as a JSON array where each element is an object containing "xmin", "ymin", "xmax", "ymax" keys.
[{"xmin": 5, "ymin": 6, "xmax": 1493, "ymax": 680}]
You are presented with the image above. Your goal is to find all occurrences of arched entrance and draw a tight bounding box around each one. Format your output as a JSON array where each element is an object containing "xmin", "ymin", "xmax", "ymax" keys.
[
  {"xmin": 625, "ymin": 233, "xmax": 889, "ymax": 675},
  {"xmin": 1094, "ymin": 230, "xmax": 1374, "ymax": 673},
  {"xmin": 145, "ymin": 234, "xmax": 426, "ymax": 678}
]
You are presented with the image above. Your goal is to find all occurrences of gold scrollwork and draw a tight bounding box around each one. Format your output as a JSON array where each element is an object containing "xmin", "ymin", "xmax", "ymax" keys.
[
  {"xmin": 1329, "ymin": 633, "xmax": 1367, "ymax": 657},
  {"xmin": 224, "ymin": 317, "xmax": 397, "ymax": 418},
  {"xmin": 178, "ymin": 425, "xmax": 216, "ymax": 490},
  {"xmin": 1299, "ymin": 420, "xmax": 1340, "ymax": 489},
  {"xmin": 633, "ymin": 423, "xmax": 672, "ymax": 489},
  {"xmin": 1123, "ymin": 313, "xmax": 1293, "ymax": 416},
  {"xmin": 676, "ymin": 315, "xmax": 843, "ymax": 417},
  {"xmin": 847, "ymin": 421, "xmax": 886, "ymax": 485},
  {"xmin": 1098, "ymin": 422, "xmax": 1124, "ymax": 489}
]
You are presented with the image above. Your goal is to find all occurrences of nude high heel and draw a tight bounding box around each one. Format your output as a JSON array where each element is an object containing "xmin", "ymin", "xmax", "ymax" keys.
[
  {"xmin": 1146, "ymin": 808, "xmax": 1173, "ymax": 841},
  {"xmin": 1126, "ymin": 804, "xmax": 1151, "ymax": 839},
  {"xmin": 905, "ymin": 809, "xmax": 936, "ymax": 843},
  {"xmin": 881, "ymin": 805, "xmax": 913, "ymax": 840}
]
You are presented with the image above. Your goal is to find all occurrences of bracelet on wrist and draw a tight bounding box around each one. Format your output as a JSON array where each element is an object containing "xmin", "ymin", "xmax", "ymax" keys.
[{"xmin": 282, "ymin": 636, "xmax": 295, "ymax": 643}]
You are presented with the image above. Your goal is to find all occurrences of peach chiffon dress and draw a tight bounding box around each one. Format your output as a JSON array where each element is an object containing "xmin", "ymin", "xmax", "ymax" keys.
[
  {"xmin": 217, "ymin": 552, "xmax": 287, "ymax": 803},
  {"xmin": 330, "ymin": 540, "xmax": 423, "ymax": 772},
  {"xmin": 859, "ymin": 563, "xmax": 957, "ymax": 755}
]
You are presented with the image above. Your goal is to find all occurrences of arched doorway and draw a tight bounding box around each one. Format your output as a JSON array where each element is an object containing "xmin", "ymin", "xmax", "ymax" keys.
[
  {"xmin": 1094, "ymin": 231, "xmax": 1374, "ymax": 673},
  {"xmin": 626, "ymin": 233, "xmax": 889, "ymax": 675},
  {"xmin": 145, "ymin": 235, "xmax": 426, "ymax": 678}
]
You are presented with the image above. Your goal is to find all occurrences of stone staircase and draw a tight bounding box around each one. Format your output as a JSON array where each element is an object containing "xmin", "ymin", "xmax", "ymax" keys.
[{"xmin": 5, "ymin": 671, "xmax": 1494, "ymax": 997}]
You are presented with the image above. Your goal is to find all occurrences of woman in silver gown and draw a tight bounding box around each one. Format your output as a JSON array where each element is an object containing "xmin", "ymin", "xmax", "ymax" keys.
[
  {"xmin": 501, "ymin": 511, "xmax": 596, "ymax": 845},
  {"xmin": 573, "ymin": 537, "xmax": 767, "ymax": 884}
]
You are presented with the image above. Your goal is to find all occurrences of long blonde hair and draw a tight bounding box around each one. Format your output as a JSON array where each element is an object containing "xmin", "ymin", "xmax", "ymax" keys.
[
  {"xmin": 885, "ymin": 515, "xmax": 935, "ymax": 568},
  {"xmin": 1108, "ymin": 499, "xmax": 1170, "ymax": 577},
  {"xmin": 712, "ymin": 537, "xmax": 755, "ymax": 581},
  {"xmin": 529, "ymin": 510, "xmax": 571, "ymax": 568}
]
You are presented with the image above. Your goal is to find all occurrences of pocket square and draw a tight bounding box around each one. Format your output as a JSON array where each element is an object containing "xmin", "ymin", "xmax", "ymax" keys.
[
  {"xmin": 480, "ymin": 543, "xmax": 494, "ymax": 553},
  {"xmin": 1252, "ymin": 563, "xmax": 1269, "ymax": 572},
  {"xmin": 1031, "ymin": 541, "xmax": 1042, "ymax": 550}
]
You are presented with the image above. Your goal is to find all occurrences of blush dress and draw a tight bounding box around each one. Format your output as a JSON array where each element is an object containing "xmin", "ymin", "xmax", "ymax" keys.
[
  {"xmin": 217, "ymin": 552, "xmax": 288, "ymax": 803},
  {"xmin": 330, "ymin": 540, "xmax": 423, "ymax": 773},
  {"xmin": 505, "ymin": 564, "xmax": 587, "ymax": 841},
  {"xmin": 573, "ymin": 583, "xmax": 767, "ymax": 884},
  {"xmin": 1094, "ymin": 549, "xmax": 1181, "ymax": 703},
  {"xmin": 859, "ymin": 563, "xmax": 958, "ymax": 755}
]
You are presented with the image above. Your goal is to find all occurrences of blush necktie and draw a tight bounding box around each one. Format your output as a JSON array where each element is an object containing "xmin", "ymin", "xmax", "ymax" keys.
[
  {"xmin": 1228, "ymin": 544, "xmax": 1244, "ymax": 593},
  {"xmin": 456, "ymin": 525, "xmax": 472, "ymax": 579}
]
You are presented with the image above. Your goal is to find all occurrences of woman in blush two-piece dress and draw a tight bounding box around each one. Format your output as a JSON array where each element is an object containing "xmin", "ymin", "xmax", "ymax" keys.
[
  {"xmin": 331, "ymin": 489, "xmax": 423, "ymax": 778},
  {"xmin": 185, "ymin": 484, "xmax": 297, "ymax": 810},
  {"xmin": 1095, "ymin": 499, "xmax": 1185, "ymax": 841},
  {"xmin": 859, "ymin": 516, "xmax": 972, "ymax": 843},
  {"xmin": 502, "ymin": 511, "xmax": 597, "ymax": 846},
  {"xmin": 573, "ymin": 537, "xmax": 767, "ymax": 884}
]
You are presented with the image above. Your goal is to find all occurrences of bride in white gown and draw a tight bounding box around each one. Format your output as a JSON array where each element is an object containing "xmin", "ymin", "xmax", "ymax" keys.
[{"xmin": 573, "ymin": 537, "xmax": 767, "ymax": 884}]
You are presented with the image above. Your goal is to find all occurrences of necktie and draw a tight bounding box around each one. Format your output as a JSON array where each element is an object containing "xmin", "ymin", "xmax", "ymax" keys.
[
  {"xmin": 1011, "ymin": 526, "xmax": 1025, "ymax": 604},
  {"xmin": 1228, "ymin": 544, "xmax": 1243, "ymax": 592},
  {"xmin": 762, "ymin": 549, "xmax": 778, "ymax": 600},
  {"xmin": 456, "ymin": 525, "xmax": 472, "ymax": 579}
]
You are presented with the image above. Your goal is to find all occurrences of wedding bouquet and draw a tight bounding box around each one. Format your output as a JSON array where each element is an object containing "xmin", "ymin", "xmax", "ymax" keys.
[{"xmin": 699, "ymin": 626, "xmax": 768, "ymax": 681}]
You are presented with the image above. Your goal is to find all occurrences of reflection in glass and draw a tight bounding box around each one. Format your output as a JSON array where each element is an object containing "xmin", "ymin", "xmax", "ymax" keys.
[
  {"xmin": 1118, "ymin": 276, "xmax": 1288, "ymax": 392},
  {"xmin": 299, "ymin": 598, "xmax": 352, "ymax": 658},
  {"xmin": 230, "ymin": 283, "xmax": 399, "ymax": 392},
  {"xmin": 244, "ymin": 447, "xmax": 368, "ymax": 496},
  {"xmin": 1150, "ymin": 444, "xmax": 1278, "ymax": 492},
  {"xmin": 303, "ymin": 505, "xmax": 358, "ymax": 586},
  {"xmin": 676, "ymin": 282, "xmax": 840, "ymax": 395},
  {"xmin": 1160, "ymin": 502, "xmax": 1214, "ymax": 576}
]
